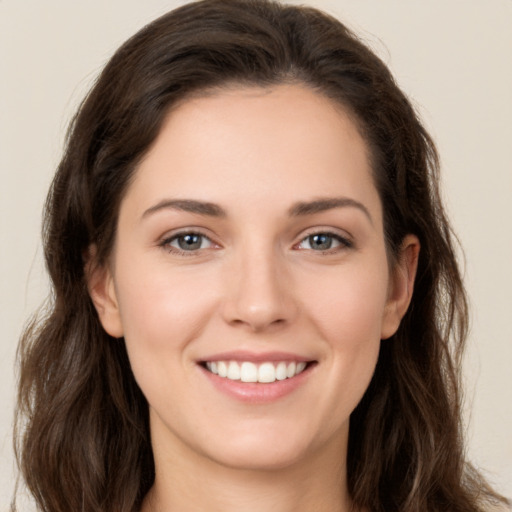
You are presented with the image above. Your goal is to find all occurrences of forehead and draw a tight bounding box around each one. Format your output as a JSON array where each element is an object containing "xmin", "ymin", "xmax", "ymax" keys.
[{"xmin": 123, "ymin": 84, "xmax": 381, "ymax": 223}]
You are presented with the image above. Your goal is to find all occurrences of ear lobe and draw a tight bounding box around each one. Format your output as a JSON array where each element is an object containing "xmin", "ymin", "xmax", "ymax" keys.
[
  {"xmin": 381, "ymin": 235, "xmax": 420, "ymax": 340},
  {"xmin": 85, "ymin": 246, "xmax": 124, "ymax": 338}
]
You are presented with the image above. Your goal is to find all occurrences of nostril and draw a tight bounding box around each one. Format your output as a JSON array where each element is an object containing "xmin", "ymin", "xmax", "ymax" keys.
[{"xmin": 221, "ymin": 268, "xmax": 298, "ymax": 331}]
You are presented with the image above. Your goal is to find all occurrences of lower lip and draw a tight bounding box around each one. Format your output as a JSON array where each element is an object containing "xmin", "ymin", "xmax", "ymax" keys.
[{"xmin": 199, "ymin": 363, "xmax": 315, "ymax": 403}]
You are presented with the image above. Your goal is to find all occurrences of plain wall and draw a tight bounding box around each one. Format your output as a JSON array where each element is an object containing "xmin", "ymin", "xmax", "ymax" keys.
[{"xmin": 1, "ymin": 0, "xmax": 511, "ymax": 507}]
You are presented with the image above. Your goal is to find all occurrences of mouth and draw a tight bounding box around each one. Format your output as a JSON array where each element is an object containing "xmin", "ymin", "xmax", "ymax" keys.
[
  {"xmin": 201, "ymin": 360, "xmax": 311, "ymax": 384},
  {"xmin": 198, "ymin": 354, "xmax": 317, "ymax": 402}
]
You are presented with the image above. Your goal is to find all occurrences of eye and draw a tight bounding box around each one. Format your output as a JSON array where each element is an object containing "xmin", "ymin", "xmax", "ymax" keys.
[
  {"xmin": 297, "ymin": 232, "xmax": 352, "ymax": 252},
  {"xmin": 163, "ymin": 232, "xmax": 214, "ymax": 253}
]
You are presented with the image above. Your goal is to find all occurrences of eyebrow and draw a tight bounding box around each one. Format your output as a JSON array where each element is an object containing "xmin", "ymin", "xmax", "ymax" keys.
[
  {"xmin": 288, "ymin": 197, "xmax": 373, "ymax": 224},
  {"xmin": 141, "ymin": 196, "xmax": 372, "ymax": 223},
  {"xmin": 141, "ymin": 199, "xmax": 227, "ymax": 219}
]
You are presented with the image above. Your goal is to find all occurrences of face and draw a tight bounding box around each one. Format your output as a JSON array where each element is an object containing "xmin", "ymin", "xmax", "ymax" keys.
[{"xmin": 90, "ymin": 84, "xmax": 417, "ymax": 473}]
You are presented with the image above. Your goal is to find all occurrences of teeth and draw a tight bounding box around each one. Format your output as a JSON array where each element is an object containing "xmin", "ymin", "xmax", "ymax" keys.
[
  {"xmin": 217, "ymin": 361, "xmax": 228, "ymax": 378},
  {"xmin": 276, "ymin": 362, "xmax": 287, "ymax": 380},
  {"xmin": 258, "ymin": 362, "xmax": 275, "ymax": 383},
  {"xmin": 204, "ymin": 360, "xmax": 308, "ymax": 383},
  {"xmin": 241, "ymin": 362, "xmax": 258, "ymax": 382},
  {"xmin": 227, "ymin": 361, "xmax": 241, "ymax": 380}
]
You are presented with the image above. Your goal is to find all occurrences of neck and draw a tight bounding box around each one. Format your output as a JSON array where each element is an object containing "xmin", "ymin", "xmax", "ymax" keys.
[{"xmin": 142, "ymin": 427, "xmax": 354, "ymax": 512}]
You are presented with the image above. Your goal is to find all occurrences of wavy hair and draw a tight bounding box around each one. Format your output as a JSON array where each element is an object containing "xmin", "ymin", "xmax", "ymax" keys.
[{"xmin": 14, "ymin": 1, "xmax": 508, "ymax": 511}]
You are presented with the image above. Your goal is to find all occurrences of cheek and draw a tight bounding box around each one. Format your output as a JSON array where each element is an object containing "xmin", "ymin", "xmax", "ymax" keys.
[
  {"xmin": 300, "ymin": 260, "xmax": 388, "ymax": 413},
  {"xmin": 303, "ymin": 260, "xmax": 389, "ymax": 345},
  {"xmin": 113, "ymin": 264, "xmax": 224, "ymax": 422},
  {"xmin": 113, "ymin": 259, "xmax": 220, "ymax": 368}
]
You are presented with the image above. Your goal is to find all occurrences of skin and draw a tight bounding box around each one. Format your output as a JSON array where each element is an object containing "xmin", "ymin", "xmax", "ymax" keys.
[{"xmin": 89, "ymin": 84, "xmax": 419, "ymax": 512}]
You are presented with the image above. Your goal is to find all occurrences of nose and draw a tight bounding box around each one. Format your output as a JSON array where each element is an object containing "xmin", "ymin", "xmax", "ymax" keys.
[{"xmin": 221, "ymin": 245, "xmax": 298, "ymax": 332}]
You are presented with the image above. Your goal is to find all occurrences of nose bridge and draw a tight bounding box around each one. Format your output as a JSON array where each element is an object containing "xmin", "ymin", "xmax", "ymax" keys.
[{"xmin": 223, "ymin": 236, "xmax": 296, "ymax": 331}]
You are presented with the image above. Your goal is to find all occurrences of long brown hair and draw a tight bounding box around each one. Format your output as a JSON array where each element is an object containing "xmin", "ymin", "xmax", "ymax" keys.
[{"xmin": 14, "ymin": 1, "xmax": 509, "ymax": 511}]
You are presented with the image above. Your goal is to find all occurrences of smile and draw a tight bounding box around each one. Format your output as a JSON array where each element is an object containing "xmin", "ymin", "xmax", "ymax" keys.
[{"xmin": 204, "ymin": 360, "xmax": 308, "ymax": 383}]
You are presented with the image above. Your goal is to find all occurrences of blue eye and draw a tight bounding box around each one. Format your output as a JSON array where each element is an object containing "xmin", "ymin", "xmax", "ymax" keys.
[
  {"xmin": 297, "ymin": 233, "xmax": 351, "ymax": 251},
  {"xmin": 166, "ymin": 233, "xmax": 213, "ymax": 252}
]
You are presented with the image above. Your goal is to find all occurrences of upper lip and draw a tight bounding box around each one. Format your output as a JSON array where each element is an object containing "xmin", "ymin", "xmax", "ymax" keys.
[{"xmin": 198, "ymin": 350, "xmax": 314, "ymax": 363}]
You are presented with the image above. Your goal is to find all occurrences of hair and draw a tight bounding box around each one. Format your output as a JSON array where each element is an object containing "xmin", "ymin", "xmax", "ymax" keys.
[{"xmin": 13, "ymin": 1, "xmax": 509, "ymax": 511}]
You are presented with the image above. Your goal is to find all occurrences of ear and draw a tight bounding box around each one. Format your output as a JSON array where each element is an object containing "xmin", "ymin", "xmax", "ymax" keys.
[
  {"xmin": 381, "ymin": 234, "xmax": 420, "ymax": 340},
  {"xmin": 85, "ymin": 245, "xmax": 124, "ymax": 338}
]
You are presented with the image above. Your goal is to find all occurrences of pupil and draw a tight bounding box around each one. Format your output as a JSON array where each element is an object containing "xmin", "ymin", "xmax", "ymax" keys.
[
  {"xmin": 310, "ymin": 234, "xmax": 332, "ymax": 250},
  {"xmin": 178, "ymin": 234, "xmax": 201, "ymax": 250}
]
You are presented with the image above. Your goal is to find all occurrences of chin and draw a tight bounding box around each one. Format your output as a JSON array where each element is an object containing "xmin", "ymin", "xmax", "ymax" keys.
[
  {"xmin": 195, "ymin": 419, "xmax": 346, "ymax": 473},
  {"xmin": 205, "ymin": 438, "xmax": 313, "ymax": 472}
]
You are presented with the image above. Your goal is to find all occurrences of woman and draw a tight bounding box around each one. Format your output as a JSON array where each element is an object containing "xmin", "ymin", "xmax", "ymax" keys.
[{"xmin": 13, "ymin": 0, "xmax": 510, "ymax": 511}]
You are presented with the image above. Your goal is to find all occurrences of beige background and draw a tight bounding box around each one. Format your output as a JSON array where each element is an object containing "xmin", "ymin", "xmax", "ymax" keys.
[{"xmin": 1, "ymin": 0, "xmax": 511, "ymax": 507}]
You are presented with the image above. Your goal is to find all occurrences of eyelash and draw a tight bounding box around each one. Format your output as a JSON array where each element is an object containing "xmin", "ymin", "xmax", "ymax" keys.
[
  {"xmin": 159, "ymin": 231, "xmax": 216, "ymax": 256},
  {"xmin": 294, "ymin": 230, "xmax": 353, "ymax": 253},
  {"xmin": 159, "ymin": 229, "xmax": 353, "ymax": 256}
]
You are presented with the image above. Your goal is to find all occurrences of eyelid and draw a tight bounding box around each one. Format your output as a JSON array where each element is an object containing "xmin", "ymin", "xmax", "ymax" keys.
[
  {"xmin": 156, "ymin": 226, "xmax": 354, "ymax": 255},
  {"xmin": 158, "ymin": 227, "xmax": 221, "ymax": 255},
  {"xmin": 293, "ymin": 227, "xmax": 354, "ymax": 251}
]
